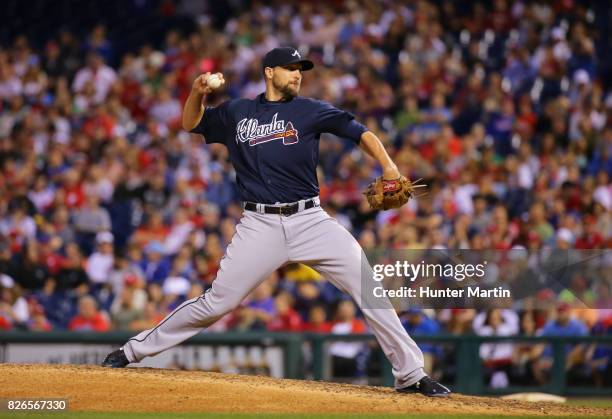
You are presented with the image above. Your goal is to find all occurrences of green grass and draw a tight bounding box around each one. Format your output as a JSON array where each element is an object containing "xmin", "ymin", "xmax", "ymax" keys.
[{"xmin": 0, "ymin": 413, "xmax": 610, "ymax": 419}]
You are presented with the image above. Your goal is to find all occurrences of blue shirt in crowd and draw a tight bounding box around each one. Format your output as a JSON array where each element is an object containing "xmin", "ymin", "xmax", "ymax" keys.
[
  {"xmin": 402, "ymin": 314, "xmax": 441, "ymax": 355},
  {"xmin": 540, "ymin": 318, "xmax": 589, "ymax": 357}
]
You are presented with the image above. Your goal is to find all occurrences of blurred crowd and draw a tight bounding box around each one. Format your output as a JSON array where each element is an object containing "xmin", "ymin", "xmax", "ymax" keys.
[{"xmin": 0, "ymin": 0, "xmax": 611, "ymax": 385}]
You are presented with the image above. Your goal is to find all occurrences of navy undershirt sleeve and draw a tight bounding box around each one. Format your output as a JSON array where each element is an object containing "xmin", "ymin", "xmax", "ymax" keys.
[
  {"xmin": 316, "ymin": 101, "xmax": 367, "ymax": 144},
  {"xmin": 189, "ymin": 101, "xmax": 231, "ymax": 144}
]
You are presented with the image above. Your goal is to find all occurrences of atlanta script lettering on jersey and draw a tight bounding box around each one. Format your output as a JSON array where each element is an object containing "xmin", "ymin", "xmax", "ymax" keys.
[{"xmin": 236, "ymin": 113, "xmax": 299, "ymax": 146}]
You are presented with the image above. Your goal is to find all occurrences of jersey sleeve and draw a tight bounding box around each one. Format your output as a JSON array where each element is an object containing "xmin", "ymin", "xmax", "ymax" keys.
[
  {"xmin": 316, "ymin": 101, "xmax": 368, "ymax": 144},
  {"xmin": 189, "ymin": 101, "xmax": 231, "ymax": 144}
]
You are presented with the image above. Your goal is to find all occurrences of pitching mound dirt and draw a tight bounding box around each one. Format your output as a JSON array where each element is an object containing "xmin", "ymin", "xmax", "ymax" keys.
[{"xmin": 0, "ymin": 364, "xmax": 608, "ymax": 416}]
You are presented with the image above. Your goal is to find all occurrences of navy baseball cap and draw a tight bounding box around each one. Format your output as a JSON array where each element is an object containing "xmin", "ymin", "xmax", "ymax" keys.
[{"xmin": 262, "ymin": 47, "xmax": 314, "ymax": 72}]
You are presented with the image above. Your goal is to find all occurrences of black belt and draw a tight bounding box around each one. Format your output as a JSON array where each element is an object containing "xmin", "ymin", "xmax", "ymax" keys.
[{"xmin": 244, "ymin": 198, "xmax": 318, "ymax": 216}]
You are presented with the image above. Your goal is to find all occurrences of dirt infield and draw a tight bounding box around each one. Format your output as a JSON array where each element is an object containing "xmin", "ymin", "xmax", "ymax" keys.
[{"xmin": 0, "ymin": 364, "xmax": 608, "ymax": 416}]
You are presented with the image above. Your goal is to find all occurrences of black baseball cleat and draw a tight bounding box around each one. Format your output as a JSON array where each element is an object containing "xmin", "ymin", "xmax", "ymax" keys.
[
  {"xmin": 397, "ymin": 376, "xmax": 451, "ymax": 397},
  {"xmin": 101, "ymin": 349, "xmax": 130, "ymax": 368}
]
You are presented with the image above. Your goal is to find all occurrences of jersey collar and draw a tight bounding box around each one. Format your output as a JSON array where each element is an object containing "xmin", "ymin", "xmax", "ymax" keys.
[{"xmin": 258, "ymin": 92, "xmax": 296, "ymax": 104}]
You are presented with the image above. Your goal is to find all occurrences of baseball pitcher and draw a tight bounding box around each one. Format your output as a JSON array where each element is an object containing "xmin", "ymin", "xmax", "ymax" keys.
[{"xmin": 102, "ymin": 47, "xmax": 450, "ymax": 397}]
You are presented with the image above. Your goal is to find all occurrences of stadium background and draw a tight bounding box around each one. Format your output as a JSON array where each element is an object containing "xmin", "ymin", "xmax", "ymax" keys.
[{"xmin": 0, "ymin": 0, "xmax": 611, "ymax": 397}]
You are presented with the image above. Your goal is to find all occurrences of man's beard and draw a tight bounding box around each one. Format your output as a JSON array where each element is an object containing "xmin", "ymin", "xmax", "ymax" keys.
[{"xmin": 273, "ymin": 79, "xmax": 299, "ymax": 100}]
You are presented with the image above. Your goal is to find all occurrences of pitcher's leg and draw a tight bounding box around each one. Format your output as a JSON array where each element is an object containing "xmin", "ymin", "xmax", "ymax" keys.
[
  {"xmin": 289, "ymin": 210, "xmax": 425, "ymax": 388},
  {"xmin": 123, "ymin": 212, "xmax": 287, "ymax": 363}
]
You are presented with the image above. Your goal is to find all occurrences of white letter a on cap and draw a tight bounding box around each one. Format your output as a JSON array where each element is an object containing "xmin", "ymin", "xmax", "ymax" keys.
[{"xmin": 292, "ymin": 50, "xmax": 301, "ymax": 58}]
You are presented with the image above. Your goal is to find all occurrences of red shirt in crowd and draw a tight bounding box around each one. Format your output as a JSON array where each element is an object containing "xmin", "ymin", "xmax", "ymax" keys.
[
  {"xmin": 63, "ymin": 183, "xmax": 86, "ymax": 208},
  {"xmin": 267, "ymin": 308, "xmax": 303, "ymax": 332},
  {"xmin": 302, "ymin": 321, "xmax": 332, "ymax": 333},
  {"xmin": 0, "ymin": 316, "xmax": 11, "ymax": 330},
  {"xmin": 68, "ymin": 313, "xmax": 110, "ymax": 332},
  {"xmin": 332, "ymin": 319, "xmax": 367, "ymax": 334}
]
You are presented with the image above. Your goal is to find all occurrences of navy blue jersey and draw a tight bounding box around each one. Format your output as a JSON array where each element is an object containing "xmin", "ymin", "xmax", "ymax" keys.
[{"xmin": 190, "ymin": 93, "xmax": 367, "ymax": 204}]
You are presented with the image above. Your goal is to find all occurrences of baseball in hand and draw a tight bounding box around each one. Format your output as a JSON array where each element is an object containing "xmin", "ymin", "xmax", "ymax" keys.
[{"xmin": 207, "ymin": 74, "xmax": 222, "ymax": 89}]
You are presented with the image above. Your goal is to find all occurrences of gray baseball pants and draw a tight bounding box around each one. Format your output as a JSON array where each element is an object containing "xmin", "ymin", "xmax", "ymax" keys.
[{"xmin": 122, "ymin": 202, "xmax": 426, "ymax": 388}]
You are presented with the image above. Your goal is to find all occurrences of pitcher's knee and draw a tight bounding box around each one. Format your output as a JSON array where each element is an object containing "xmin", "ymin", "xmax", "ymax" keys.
[
  {"xmin": 207, "ymin": 304, "xmax": 233, "ymax": 318},
  {"xmin": 202, "ymin": 292, "xmax": 242, "ymax": 318}
]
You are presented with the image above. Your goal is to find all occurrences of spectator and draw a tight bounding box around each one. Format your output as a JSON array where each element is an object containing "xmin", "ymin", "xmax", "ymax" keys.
[
  {"xmin": 329, "ymin": 300, "xmax": 368, "ymax": 379},
  {"xmin": 26, "ymin": 302, "xmax": 52, "ymax": 331},
  {"xmin": 59, "ymin": 169, "xmax": 86, "ymax": 209},
  {"xmin": 72, "ymin": 53, "xmax": 117, "ymax": 104},
  {"xmin": 32, "ymin": 278, "xmax": 78, "ymax": 329},
  {"xmin": 206, "ymin": 166, "xmax": 236, "ymax": 209},
  {"xmin": 56, "ymin": 242, "xmax": 88, "ymax": 291},
  {"xmin": 559, "ymin": 274, "xmax": 596, "ymax": 310},
  {"xmin": 302, "ymin": 304, "xmax": 331, "ymax": 333},
  {"xmin": 473, "ymin": 309, "xmax": 520, "ymax": 388},
  {"xmin": 150, "ymin": 87, "xmax": 181, "ymax": 125},
  {"xmin": 161, "ymin": 275, "xmax": 191, "ymax": 300},
  {"xmin": 139, "ymin": 174, "xmax": 171, "ymax": 214},
  {"xmin": 28, "ymin": 175, "xmax": 56, "ymax": 214},
  {"xmin": 0, "ymin": 296, "xmax": 13, "ymax": 329},
  {"xmin": 83, "ymin": 25, "xmax": 114, "ymax": 64},
  {"xmin": 131, "ymin": 211, "xmax": 169, "ymax": 248},
  {"xmin": 511, "ymin": 311, "xmax": 540, "ymax": 385},
  {"xmin": 85, "ymin": 231, "xmax": 115, "ymax": 288},
  {"xmin": 439, "ymin": 309, "xmax": 475, "ymax": 335},
  {"xmin": 73, "ymin": 193, "xmax": 112, "ymax": 255},
  {"xmin": 267, "ymin": 292, "xmax": 302, "ymax": 332},
  {"xmin": 401, "ymin": 308, "xmax": 441, "ymax": 375},
  {"xmin": 111, "ymin": 284, "xmax": 145, "ymax": 331},
  {"xmin": 234, "ymin": 277, "xmax": 276, "ymax": 331},
  {"xmin": 8, "ymin": 240, "xmax": 47, "ymax": 290},
  {"xmin": 129, "ymin": 301, "xmax": 164, "ymax": 332},
  {"xmin": 50, "ymin": 206, "xmax": 76, "ymax": 246},
  {"xmin": 292, "ymin": 280, "xmax": 325, "ymax": 319},
  {"xmin": 141, "ymin": 240, "xmax": 172, "ymax": 284},
  {"xmin": 531, "ymin": 303, "xmax": 589, "ymax": 384},
  {"xmin": 585, "ymin": 316, "xmax": 612, "ymax": 387},
  {"xmin": 68, "ymin": 295, "xmax": 110, "ymax": 332},
  {"xmin": 83, "ymin": 164, "xmax": 114, "ymax": 204},
  {"xmin": 163, "ymin": 208, "xmax": 195, "ymax": 255},
  {"xmin": 0, "ymin": 275, "xmax": 29, "ymax": 328},
  {"xmin": 0, "ymin": 203, "xmax": 36, "ymax": 244},
  {"xmin": 528, "ymin": 202, "xmax": 555, "ymax": 244}
]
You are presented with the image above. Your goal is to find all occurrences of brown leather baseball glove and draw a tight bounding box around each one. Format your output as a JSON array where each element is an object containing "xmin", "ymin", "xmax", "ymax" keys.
[{"xmin": 363, "ymin": 176, "xmax": 425, "ymax": 210}]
